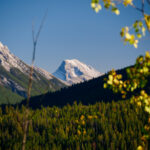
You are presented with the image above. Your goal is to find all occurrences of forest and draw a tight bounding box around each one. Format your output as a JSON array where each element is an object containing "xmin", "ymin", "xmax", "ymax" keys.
[
  {"xmin": 0, "ymin": 0, "xmax": 150, "ymax": 149},
  {"xmin": 0, "ymin": 100, "xmax": 147, "ymax": 150},
  {"xmin": 0, "ymin": 52, "xmax": 150, "ymax": 150},
  {"xmin": 19, "ymin": 67, "xmax": 128, "ymax": 108}
]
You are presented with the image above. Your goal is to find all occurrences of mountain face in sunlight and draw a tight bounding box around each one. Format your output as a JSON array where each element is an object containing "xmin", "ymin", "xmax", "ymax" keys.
[
  {"xmin": 53, "ymin": 59, "xmax": 103, "ymax": 85},
  {"xmin": 0, "ymin": 41, "xmax": 66, "ymax": 104}
]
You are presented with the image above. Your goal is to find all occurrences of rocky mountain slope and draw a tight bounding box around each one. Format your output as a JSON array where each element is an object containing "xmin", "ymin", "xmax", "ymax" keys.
[
  {"xmin": 53, "ymin": 59, "xmax": 102, "ymax": 85},
  {"xmin": 0, "ymin": 41, "xmax": 66, "ymax": 104}
]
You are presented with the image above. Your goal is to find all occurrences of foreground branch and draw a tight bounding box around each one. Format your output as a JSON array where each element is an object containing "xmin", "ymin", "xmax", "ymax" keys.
[{"xmin": 22, "ymin": 11, "xmax": 47, "ymax": 150}]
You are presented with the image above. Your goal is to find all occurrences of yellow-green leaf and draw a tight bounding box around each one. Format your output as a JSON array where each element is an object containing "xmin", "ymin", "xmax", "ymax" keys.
[
  {"xmin": 123, "ymin": 0, "xmax": 133, "ymax": 6},
  {"xmin": 137, "ymin": 33, "xmax": 142, "ymax": 38},
  {"xmin": 144, "ymin": 14, "xmax": 150, "ymax": 31}
]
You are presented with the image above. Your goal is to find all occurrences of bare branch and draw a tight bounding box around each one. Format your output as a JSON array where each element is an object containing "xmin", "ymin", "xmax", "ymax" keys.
[
  {"xmin": 32, "ymin": 9, "xmax": 48, "ymax": 65},
  {"xmin": 141, "ymin": 0, "xmax": 145, "ymax": 16},
  {"xmin": 35, "ymin": 10, "xmax": 48, "ymax": 43},
  {"xmin": 22, "ymin": 10, "xmax": 47, "ymax": 150},
  {"xmin": 147, "ymin": 0, "xmax": 150, "ymax": 5},
  {"xmin": 32, "ymin": 21, "xmax": 35, "ymax": 44},
  {"xmin": 130, "ymin": 3, "xmax": 144, "ymax": 13}
]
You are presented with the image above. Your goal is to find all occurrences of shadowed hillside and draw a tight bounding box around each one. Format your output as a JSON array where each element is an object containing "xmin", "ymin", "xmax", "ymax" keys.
[{"xmin": 19, "ymin": 67, "xmax": 130, "ymax": 109}]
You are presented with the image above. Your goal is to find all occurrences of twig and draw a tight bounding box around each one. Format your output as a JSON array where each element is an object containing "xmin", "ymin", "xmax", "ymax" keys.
[
  {"xmin": 22, "ymin": 10, "xmax": 47, "ymax": 150},
  {"xmin": 141, "ymin": 0, "xmax": 145, "ymax": 16},
  {"xmin": 22, "ymin": 110, "xmax": 29, "ymax": 150},
  {"xmin": 147, "ymin": 0, "xmax": 150, "ymax": 5},
  {"xmin": 130, "ymin": 3, "xmax": 144, "ymax": 13},
  {"xmin": 27, "ymin": 10, "xmax": 48, "ymax": 107}
]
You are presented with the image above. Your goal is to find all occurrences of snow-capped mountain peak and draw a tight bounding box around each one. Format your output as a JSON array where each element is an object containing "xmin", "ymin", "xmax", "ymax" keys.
[
  {"xmin": 0, "ymin": 41, "xmax": 66, "ymax": 102},
  {"xmin": 0, "ymin": 41, "xmax": 29, "ymax": 73},
  {"xmin": 53, "ymin": 59, "xmax": 102, "ymax": 85}
]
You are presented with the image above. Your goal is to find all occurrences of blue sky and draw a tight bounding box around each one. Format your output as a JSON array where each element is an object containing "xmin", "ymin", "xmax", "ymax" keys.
[{"xmin": 0, "ymin": 0, "xmax": 150, "ymax": 73}]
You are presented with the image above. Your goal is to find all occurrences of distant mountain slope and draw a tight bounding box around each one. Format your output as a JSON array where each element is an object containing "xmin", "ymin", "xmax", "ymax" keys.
[
  {"xmin": 53, "ymin": 59, "xmax": 102, "ymax": 85},
  {"xmin": 20, "ymin": 65, "xmax": 150, "ymax": 109},
  {"xmin": 0, "ymin": 42, "xmax": 66, "ymax": 104},
  {"xmin": 0, "ymin": 85, "xmax": 23, "ymax": 104},
  {"xmin": 20, "ymin": 67, "xmax": 129, "ymax": 108}
]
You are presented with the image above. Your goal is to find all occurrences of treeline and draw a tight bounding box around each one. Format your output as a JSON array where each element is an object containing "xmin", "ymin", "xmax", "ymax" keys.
[
  {"xmin": 0, "ymin": 100, "xmax": 147, "ymax": 150},
  {"xmin": 22, "ymin": 65, "xmax": 150, "ymax": 109},
  {"xmin": 21, "ymin": 67, "xmax": 128, "ymax": 108}
]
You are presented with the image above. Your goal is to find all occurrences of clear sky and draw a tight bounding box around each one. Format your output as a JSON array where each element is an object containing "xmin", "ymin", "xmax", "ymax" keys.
[{"xmin": 0, "ymin": 0, "xmax": 150, "ymax": 73}]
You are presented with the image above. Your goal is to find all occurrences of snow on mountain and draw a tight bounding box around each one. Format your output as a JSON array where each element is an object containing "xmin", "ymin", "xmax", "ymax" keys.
[
  {"xmin": 34, "ymin": 67, "xmax": 54, "ymax": 80},
  {"xmin": 0, "ymin": 41, "xmax": 29, "ymax": 73},
  {"xmin": 0, "ymin": 41, "xmax": 66, "ymax": 101},
  {"xmin": 53, "ymin": 59, "xmax": 103, "ymax": 85},
  {"xmin": 0, "ymin": 41, "xmax": 55, "ymax": 80}
]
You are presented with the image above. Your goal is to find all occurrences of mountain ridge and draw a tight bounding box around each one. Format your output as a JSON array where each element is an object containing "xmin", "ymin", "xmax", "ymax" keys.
[
  {"xmin": 53, "ymin": 59, "xmax": 103, "ymax": 85},
  {"xmin": 19, "ymin": 66, "xmax": 129, "ymax": 108},
  {"xmin": 0, "ymin": 41, "xmax": 66, "ymax": 104}
]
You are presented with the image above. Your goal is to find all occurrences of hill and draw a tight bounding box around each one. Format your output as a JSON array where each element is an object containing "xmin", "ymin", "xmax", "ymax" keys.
[
  {"xmin": 20, "ymin": 64, "xmax": 150, "ymax": 109},
  {"xmin": 0, "ymin": 101, "xmax": 147, "ymax": 150},
  {"xmin": 0, "ymin": 42, "xmax": 66, "ymax": 104},
  {"xmin": 20, "ymin": 66, "xmax": 128, "ymax": 108}
]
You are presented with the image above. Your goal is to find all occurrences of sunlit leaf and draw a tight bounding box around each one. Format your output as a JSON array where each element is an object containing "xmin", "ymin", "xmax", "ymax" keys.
[
  {"xmin": 123, "ymin": 0, "xmax": 133, "ymax": 6},
  {"xmin": 144, "ymin": 14, "xmax": 150, "ymax": 31}
]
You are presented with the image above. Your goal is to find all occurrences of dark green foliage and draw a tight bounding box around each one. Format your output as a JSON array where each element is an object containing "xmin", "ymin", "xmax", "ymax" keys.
[
  {"xmin": 0, "ymin": 86, "xmax": 23, "ymax": 104},
  {"xmin": 0, "ymin": 101, "xmax": 147, "ymax": 149}
]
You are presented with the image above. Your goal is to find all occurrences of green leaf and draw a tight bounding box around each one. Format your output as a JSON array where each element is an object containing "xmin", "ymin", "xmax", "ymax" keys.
[
  {"xmin": 135, "ymin": 28, "xmax": 139, "ymax": 33},
  {"xmin": 137, "ymin": 33, "xmax": 142, "ymax": 38}
]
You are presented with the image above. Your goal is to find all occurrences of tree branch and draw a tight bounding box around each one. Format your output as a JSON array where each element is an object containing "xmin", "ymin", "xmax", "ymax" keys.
[
  {"xmin": 22, "ymin": 10, "xmax": 47, "ymax": 150},
  {"xmin": 35, "ymin": 10, "xmax": 48, "ymax": 43},
  {"xmin": 141, "ymin": 0, "xmax": 145, "ymax": 16},
  {"xmin": 130, "ymin": 4, "xmax": 144, "ymax": 13},
  {"xmin": 147, "ymin": 0, "xmax": 150, "ymax": 5}
]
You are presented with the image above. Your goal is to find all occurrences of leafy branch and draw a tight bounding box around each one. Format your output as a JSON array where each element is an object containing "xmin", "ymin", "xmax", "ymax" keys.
[{"xmin": 91, "ymin": 0, "xmax": 150, "ymax": 48}]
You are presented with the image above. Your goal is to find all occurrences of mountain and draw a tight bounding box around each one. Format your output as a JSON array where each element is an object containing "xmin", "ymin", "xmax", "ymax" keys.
[
  {"xmin": 53, "ymin": 59, "xmax": 102, "ymax": 85},
  {"xmin": 20, "ymin": 64, "xmax": 150, "ymax": 109},
  {"xmin": 0, "ymin": 41, "xmax": 66, "ymax": 104},
  {"xmin": 19, "ymin": 66, "xmax": 128, "ymax": 108}
]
